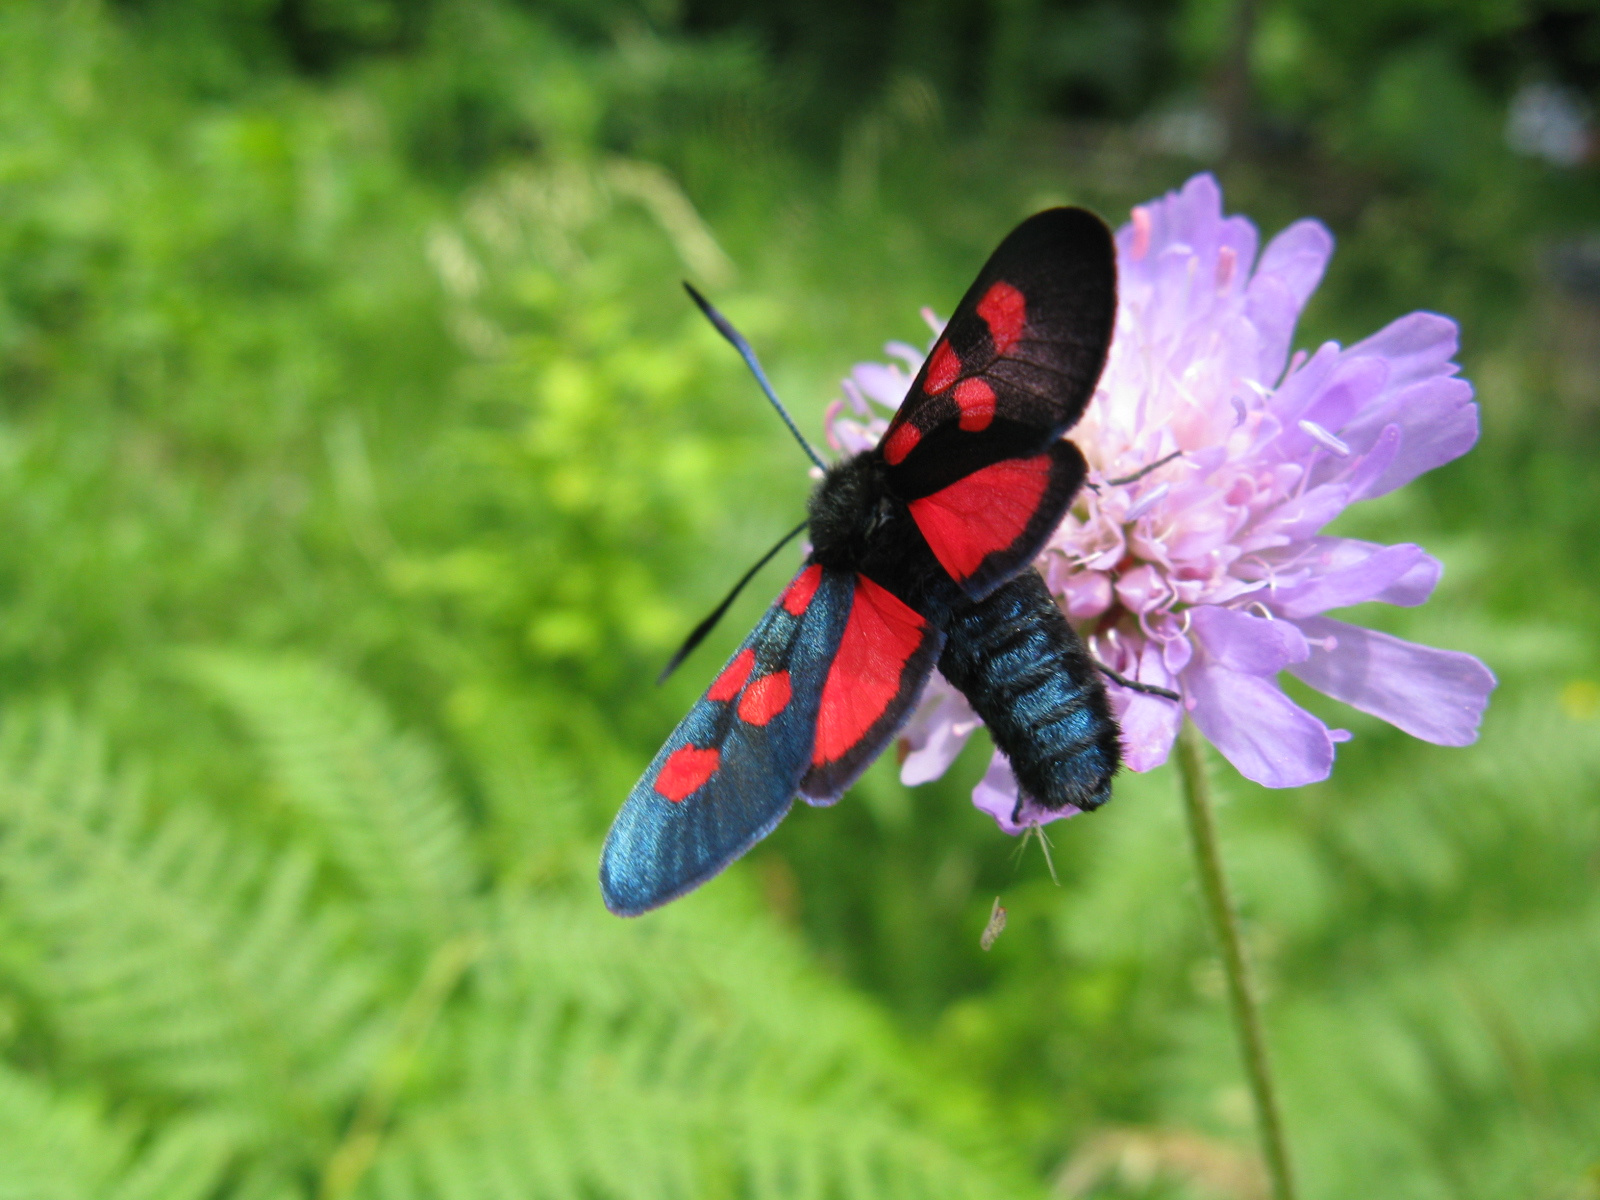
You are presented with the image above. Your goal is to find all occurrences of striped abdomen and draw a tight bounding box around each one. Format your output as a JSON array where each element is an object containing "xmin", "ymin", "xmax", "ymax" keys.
[{"xmin": 937, "ymin": 569, "xmax": 1119, "ymax": 817}]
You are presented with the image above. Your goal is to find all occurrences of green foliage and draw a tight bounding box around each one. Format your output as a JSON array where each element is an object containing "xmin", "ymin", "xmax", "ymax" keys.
[
  {"xmin": 0, "ymin": 0, "xmax": 1596, "ymax": 1197},
  {"xmin": 0, "ymin": 709, "xmax": 387, "ymax": 1151},
  {"xmin": 0, "ymin": 1058, "xmax": 230, "ymax": 1200},
  {"xmin": 0, "ymin": 676, "xmax": 1032, "ymax": 1199},
  {"xmin": 185, "ymin": 651, "xmax": 477, "ymax": 945}
]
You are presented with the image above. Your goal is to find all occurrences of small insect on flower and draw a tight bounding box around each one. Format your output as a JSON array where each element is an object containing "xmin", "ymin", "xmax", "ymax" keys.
[{"xmin": 601, "ymin": 209, "xmax": 1135, "ymax": 916}]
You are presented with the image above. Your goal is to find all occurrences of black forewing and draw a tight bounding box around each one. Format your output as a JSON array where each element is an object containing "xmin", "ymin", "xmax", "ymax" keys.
[
  {"xmin": 881, "ymin": 207, "xmax": 1116, "ymax": 500},
  {"xmin": 600, "ymin": 565, "xmax": 852, "ymax": 916}
]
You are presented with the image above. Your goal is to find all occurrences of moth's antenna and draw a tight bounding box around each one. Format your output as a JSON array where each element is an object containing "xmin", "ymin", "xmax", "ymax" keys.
[
  {"xmin": 658, "ymin": 518, "xmax": 810, "ymax": 685},
  {"xmin": 683, "ymin": 282, "xmax": 828, "ymax": 472}
]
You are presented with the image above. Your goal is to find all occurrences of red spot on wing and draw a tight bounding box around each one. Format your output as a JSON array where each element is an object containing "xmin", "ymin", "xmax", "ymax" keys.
[
  {"xmin": 908, "ymin": 454, "xmax": 1052, "ymax": 581},
  {"xmin": 707, "ymin": 647, "xmax": 755, "ymax": 702},
  {"xmin": 812, "ymin": 577, "xmax": 927, "ymax": 767},
  {"xmin": 954, "ymin": 378, "xmax": 995, "ymax": 431},
  {"xmin": 737, "ymin": 671, "xmax": 792, "ymax": 725},
  {"xmin": 882, "ymin": 421, "xmax": 922, "ymax": 466},
  {"xmin": 977, "ymin": 281, "xmax": 1026, "ymax": 355},
  {"xmin": 925, "ymin": 340, "xmax": 960, "ymax": 394},
  {"xmin": 655, "ymin": 745, "xmax": 720, "ymax": 801},
  {"xmin": 782, "ymin": 564, "xmax": 823, "ymax": 615}
]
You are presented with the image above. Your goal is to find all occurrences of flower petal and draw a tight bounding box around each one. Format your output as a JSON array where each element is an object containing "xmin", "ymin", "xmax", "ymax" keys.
[
  {"xmin": 1182, "ymin": 606, "xmax": 1332, "ymax": 785},
  {"xmin": 1239, "ymin": 482, "xmax": 1350, "ymax": 550},
  {"xmin": 1247, "ymin": 218, "xmax": 1334, "ymax": 382},
  {"xmin": 1216, "ymin": 215, "xmax": 1260, "ymax": 294},
  {"xmin": 1346, "ymin": 311, "xmax": 1461, "ymax": 389},
  {"xmin": 829, "ymin": 417, "xmax": 880, "ymax": 456},
  {"xmin": 899, "ymin": 673, "xmax": 981, "ymax": 786},
  {"xmin": 972, "ymin": 750, "xmax": 1020, "ymax": 831},
  {"xmin": 1056, "ymin": 565, "xmax": 1113, "ymax": 620},
  {"xmin": 1255, "ymin": 218, "xmax": 1335, "ymax": 314},
  {"xmin": 1341, "ymin": 377, "xmax": 1479, "ymax": 500},
  {"xmin": 1269, "ymin": 542, "xmax": 1436, "ymax": 618},
  {"xmin": 1115, "ymin": 563, "xmax": 1170, "ymax": 614},
  {"xmin": 1185, "ymin": 661, "xmax": 1336, "ymax": 787},
  {"xmin": 1291, "ymin": 357, "xmax": 1389, "ymax": 451},
  {"xmin": 1375, "ymin": 550, "xmax": 1441, "ymax": 607},
  {"xmin": 851, "ymin": 362, "xmax": 911, "ymax": 409},
  {"xmin": 1188, "ymin": 605, "xmax": 1309, "ymax": 674},
  {"xmin": 1269, "ymin": 341, "xmax": 1342, "ymax": 425},
  {"xmin": 1287, "ymin": 616, "xmax": 1496, "ymax": 746},
  {"xmin": 1251, "ymin": 535, "xmax": 1442, "ymax": 608},
  {"xmin": 1154, "ymin": 173, "xmax": 1224, "ymax": 258},
  {"xmin": 1107, "ymin": 641, "xmax": 1183, "ymax": 772},
  {"xmin": 972, "ymin": 749, "xmax": 1079, "ymax": 834},
  {"xmin": 1335, "ymin": 422, "xmax": 1401, "ymax": 496}
]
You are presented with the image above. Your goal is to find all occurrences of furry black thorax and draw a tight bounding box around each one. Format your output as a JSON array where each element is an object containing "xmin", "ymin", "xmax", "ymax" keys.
[
  {"xmin": 806, "ymin": 451, "xmax": 966, "ymax": 626},
  {"xmin": 807, "ymin": 452, "xmax": 893, "ymax": 571}
]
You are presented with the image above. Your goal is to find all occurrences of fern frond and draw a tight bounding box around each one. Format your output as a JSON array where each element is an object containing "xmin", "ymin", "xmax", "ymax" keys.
[
  {"xmin": 370, "ymin": 1083, "xmax": 1019, "ymax": 1200},
  {"xmin": 0, "ymin": 1058, "xmax": 228, "ymax": 1200},
  {"xmin": 0, "ymin": 708, "xmax": 387, "ymax": 1147},
  {"xmin": 182, "ymin": 651, "xmax": 477, "ymax": 943},
  {"xmin": 363, "ymin": 895, "xmax": 1037, "ymax": 1200}
]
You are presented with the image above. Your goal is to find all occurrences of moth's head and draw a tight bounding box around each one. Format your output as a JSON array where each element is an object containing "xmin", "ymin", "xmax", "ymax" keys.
[{"xmin": 807, "ymin": 451, "xmax": 893, "ymax": 570}]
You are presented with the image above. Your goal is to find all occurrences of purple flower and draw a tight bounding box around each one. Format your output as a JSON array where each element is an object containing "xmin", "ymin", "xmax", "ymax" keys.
[{"xmin": 829, "ymin": 174, "xmax": 1496, "ymax": 829}]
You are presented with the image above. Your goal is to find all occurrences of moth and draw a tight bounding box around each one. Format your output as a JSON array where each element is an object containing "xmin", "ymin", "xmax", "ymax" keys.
[{"xmin": 602, "ymin": 207, "xmax": 1138, "ymax": 917}]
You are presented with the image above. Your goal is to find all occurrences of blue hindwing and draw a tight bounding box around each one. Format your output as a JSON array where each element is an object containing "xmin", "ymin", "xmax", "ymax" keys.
[{"xmin": 600, "ymin": 566, "xmax": 852, "ymax": 915}]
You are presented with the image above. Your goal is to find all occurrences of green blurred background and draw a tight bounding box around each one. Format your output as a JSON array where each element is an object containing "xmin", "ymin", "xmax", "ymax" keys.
[{"xmin": 0, "ymin": 0, "xmax": 1597, "ymax": 1196}]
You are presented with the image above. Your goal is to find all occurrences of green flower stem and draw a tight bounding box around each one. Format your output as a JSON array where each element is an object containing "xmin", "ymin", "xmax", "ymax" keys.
[{"xmin": 1175, "ymin": 719, "xmax": 1297, "ymax": 1200}]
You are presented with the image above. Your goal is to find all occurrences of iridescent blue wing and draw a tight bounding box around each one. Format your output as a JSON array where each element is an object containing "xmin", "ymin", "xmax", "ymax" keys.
[
  {"xmin": 600, "ymin": 564, "xmax": 850, "ymax": 916},
  {"xmin": 601, "ymin": 561, "xmax": 949, "ymax": 915}
]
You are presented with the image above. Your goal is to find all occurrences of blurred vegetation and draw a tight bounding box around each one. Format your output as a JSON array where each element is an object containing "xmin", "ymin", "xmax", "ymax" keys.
[{"xmin": 0, "ymin": 0, "xmax": 1596, "ymax": 1196}]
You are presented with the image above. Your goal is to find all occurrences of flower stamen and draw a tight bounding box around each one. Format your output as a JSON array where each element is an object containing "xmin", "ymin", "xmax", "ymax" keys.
[
  {"xmin": 1125, "ymin": 482, "xmax": 1170, "ymax": 521},
  {"xmin": 1297, "ymin": 419, "xmax": 1351, "ymax": 457}
]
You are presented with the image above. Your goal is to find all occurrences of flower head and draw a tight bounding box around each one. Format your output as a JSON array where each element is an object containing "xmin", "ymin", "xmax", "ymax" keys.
[{"xmin": 829, "ymin": 174, "xmax": 1496, "ymax": 830}]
